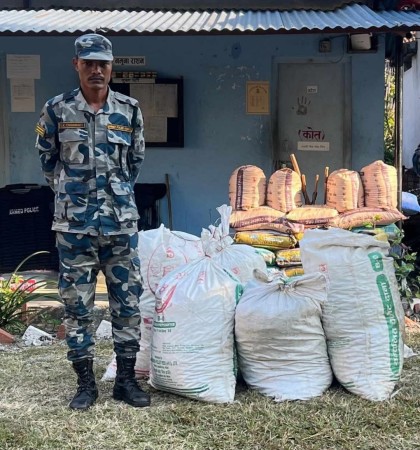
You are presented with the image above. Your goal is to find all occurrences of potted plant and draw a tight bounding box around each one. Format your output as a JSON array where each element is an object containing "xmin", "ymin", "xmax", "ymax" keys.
[{"xmin": 0, "ymin": 251, "xmax": 57, "ymax": 335}]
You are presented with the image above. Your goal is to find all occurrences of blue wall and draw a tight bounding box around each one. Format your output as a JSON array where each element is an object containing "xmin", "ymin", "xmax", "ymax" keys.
[{"xmin": 0, "ymin": 34, "xmax": 385, "ymax": 235}]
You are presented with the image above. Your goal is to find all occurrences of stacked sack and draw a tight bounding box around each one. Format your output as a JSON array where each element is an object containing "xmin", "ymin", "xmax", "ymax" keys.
[
  {"xmin": 234, "ymin": 227, "xmax": 405, "ymax": 403},
  {"xmin": 229, "ymin": 165, "xmax": 305, "ymax": 277},
  {"xmin": 235, "ymin": 269, "xmax": 332, "ymax": 401},
  {"xmin": 328, "ymin": 161, "xmax": 406, "ymax": 230},
  {"xmin": 284, "ymin": 163, "xmax": 404, "ymax": 231},
  {"xmin": 228, "ymin": 160, "xmax": 406, "ymax": 241},
  {"xmin": 102, "ymin": 224, "xmax": 205, "ymax": 381},
  {"xmin": 300, "ymin": 228, "xmax": 405, "ymax": 401},
  {"xmin": 149, "ymin": 205, "xmax": 267, "ymax": 403},
  {"xmin": 103, "ymin": 206, "xmax": 267, "ymax": 391}
]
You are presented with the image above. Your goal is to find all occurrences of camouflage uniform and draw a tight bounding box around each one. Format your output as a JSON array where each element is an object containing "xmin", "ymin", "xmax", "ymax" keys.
[{"xmin": 35, "ymin": 85, "xmax": 145, "ymax": 362}]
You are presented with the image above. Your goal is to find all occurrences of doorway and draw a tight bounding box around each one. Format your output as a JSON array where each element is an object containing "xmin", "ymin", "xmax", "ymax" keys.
[{"xmin": 274, "ymin": 61, "xmax": 351, "ymax": 202}]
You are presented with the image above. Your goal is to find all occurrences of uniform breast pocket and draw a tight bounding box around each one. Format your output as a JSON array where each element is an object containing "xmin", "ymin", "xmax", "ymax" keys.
[
  {"xmin": 107, "ymin": 129, "xmax": 132, "ymax": 146},
  {"xmin": 55, "ymin": 181, "xmax": 89, "ymax": 223},
  {"xmin": 107, "ymin": 130, "xmax": 132, "ymax": 175},
  {"xmin": 110, "ymin": 182, "xmax": 139, "ymax": 223},
  {"xmin": 58, "ymin": 128, "xmax": 89, "ymax": 164}
]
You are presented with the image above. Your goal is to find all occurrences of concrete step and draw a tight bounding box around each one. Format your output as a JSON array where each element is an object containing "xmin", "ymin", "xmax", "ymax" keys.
[{"xmin": 2, "ymin": 270, "xmax": 109, "ymax": 308}]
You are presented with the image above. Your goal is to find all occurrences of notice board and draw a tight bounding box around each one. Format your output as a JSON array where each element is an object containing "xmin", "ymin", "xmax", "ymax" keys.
[{"xmin": 110, "ymin": 77, "xmax": 184, "ymax": 147}]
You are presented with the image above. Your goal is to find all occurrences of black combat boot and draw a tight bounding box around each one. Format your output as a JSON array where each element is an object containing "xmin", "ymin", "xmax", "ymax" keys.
[
  {"xmin": 69, "ymin": 359, "xmax": 98, "ymax": 410},
  {"xmin": 113, "ymin": 355, "xmax": 151, "ymax": 407}
]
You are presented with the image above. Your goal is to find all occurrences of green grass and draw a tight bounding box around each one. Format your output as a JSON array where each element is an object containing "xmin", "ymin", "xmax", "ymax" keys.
[{"xmin": 1, "ymin": 334, "xmax": 420, "ymax": 450}]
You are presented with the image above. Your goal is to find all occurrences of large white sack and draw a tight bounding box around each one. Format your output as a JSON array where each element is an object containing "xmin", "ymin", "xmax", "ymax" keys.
[
  {"xmin": 299, "ymin": 228, "xmax": 405, "ymax": 401},
  {"xmin": 139, "ymin": 224, "xmax": 204, "ymax": 294},
  {"xmin": 202, "ymin": 204, "xmax": 267, "ymax": 283},
  {"xmin": 235, "ymin": 270, "xmax": 332, "ymax": 401},
  {"xmin": 102, "ymin": 226, "xmax": 204, "ymax": 381},
  {"xmin": 150, "ymin": 257, "xmax": 242, "ymax": 403},
  {"xmin": 136, "ymin": 227, "xmax": 204, "ymax": 377}
]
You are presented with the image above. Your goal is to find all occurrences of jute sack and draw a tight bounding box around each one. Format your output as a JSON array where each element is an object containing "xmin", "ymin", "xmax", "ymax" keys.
[
  {"xmin": 285, "ymin": 205, "xmax": 339, "ymax": 227},
  {"xmin": 360, "ymin": 160, "xmax": 398, "ymax": 208},
  {"xmin": 229, "ymin": 165, "xmax": 266, "ymax": 210},
  {"xmin": 229, "ymin": 206, "xmax": 304, "ymax": 235},
  {"xmin": 299, "ymin": 228, "xmax": 405, "ymax": 401},
  {"xmin": 235, "ymin": 270, "xmax": 332, "ymax": 401},
  {"xmin": 328, "ymin": 207, "xmax": 406, "ymax": 229},
  {"xmin": 266, "ymin": 168, "xmax": 303, "ymax": 213},
  {"xmin": 326, "ymin": 169, "xmax": 364, "ymax": 212}
]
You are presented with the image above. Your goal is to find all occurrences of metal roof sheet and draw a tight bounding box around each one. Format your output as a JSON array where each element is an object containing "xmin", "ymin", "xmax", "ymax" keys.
[
  {"xmin": 7, "ymin": 0, "xmax": 367, "ymax": 11},
  {"xmin": 0, "ymin": 4, "xmax": 420, "ymax": 34}
]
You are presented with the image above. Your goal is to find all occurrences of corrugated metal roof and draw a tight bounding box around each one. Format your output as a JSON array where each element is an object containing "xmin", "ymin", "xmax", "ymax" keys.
[
  {"xmin": 5, "ymin": 0, "xmax": 368, "ymax": 12},
  {"xmin": 0, "ymin": 4, "xmax": 420, "ymax": 34}
]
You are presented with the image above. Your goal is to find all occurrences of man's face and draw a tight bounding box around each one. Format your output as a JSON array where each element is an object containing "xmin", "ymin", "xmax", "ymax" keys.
[{"xmin": 73, "ymin": 58, "xmax": 112, "ymax": 92}]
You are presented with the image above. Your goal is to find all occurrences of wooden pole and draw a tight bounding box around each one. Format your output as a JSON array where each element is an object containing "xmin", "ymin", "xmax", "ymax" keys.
[
  {"xmin": 312, "ymin": 174, "xmax": 319, "ymax": 205},
  {"xmin": 165, "ymin": 173, "xmax": 173, "ymax": 230},
  {"xmin": 301, "ymin": 174, "xmax": 310, "ymax": 205},
  {"xmin": 323, "ymin": 167, "xmax": 329, "ymax": 204},
  {"xmin": 290, "ymin": 153, "xmax": 301, "ymax": 177}
]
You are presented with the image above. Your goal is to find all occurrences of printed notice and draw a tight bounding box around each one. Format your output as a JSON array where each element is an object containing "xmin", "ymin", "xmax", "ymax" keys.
[
  {"xmin": 246, "ymin": 81, "xmax": 270, "ymax": 114},
  {"xmin": 144, "ymin": 116, "xmax": 167, "ymax": 143},
  {"xmin": 10, "ymin": 79, "xmax": 35, "ymax": 112},
  {"xmin": 154, "ymin": 84, "xmax": 178, "ymax": 117},
  {"xmin": 297, "ymin": 141, "xmax": 330, "ymax": 151},
  {"xmin": 131, "ymin": 83, "xmax": 154, "ymax": 117},
  {"xmin": 7, "ymin": 54, "xmax": 40, "ymax": 79},
  {"xmin": 131, "ymin": 83, "xmax": 178, "ymax": 118}
]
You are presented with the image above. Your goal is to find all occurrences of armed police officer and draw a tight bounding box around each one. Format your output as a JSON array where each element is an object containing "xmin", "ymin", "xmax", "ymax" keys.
[{"xmin": 35, "ymin": 34, "xmax": 150, "ymax": 410}]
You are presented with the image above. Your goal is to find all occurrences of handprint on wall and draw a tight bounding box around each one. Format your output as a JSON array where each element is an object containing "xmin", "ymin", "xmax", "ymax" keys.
[{"xmin": 297, "ymin": 96, "xmax": 311, "ymax": 115}]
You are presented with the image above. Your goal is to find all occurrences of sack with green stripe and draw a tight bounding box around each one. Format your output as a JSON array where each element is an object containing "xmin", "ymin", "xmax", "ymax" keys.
[
  {"xmin": 299, "ymin": 228, "xmax": 405, "ymax": 401},
  {"xmin": 150, "ymin": 256, "xmax": 243, "ymax": 403}
]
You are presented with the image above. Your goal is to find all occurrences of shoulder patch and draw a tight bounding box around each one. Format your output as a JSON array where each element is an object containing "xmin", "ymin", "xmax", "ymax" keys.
[{"xmin": 35, "ymin": 123, "xmax": 45, "ymax": 137}]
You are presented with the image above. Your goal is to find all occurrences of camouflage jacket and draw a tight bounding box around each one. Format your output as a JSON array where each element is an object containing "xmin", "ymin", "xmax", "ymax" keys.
[{"xmin": 35, "ymin": 87, "xmax": 145, "ymax": 236}]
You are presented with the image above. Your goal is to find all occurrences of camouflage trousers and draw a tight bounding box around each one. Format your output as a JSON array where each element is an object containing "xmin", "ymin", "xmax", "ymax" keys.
[{"xmin": 56, "ymin": 232, "xmax": 142, "ymax": 362}]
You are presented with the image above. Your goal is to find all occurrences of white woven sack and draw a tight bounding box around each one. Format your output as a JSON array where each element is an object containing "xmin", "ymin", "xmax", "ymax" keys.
[
  {"xmin": 139, "ymin": 224, "xmax": 204, "ymax": 294},
  {"xmin": 102, "ymin": 226, "xmax": 204, "ymax": 381},
  {"xmin": 202, "ymin": 205, "xmax": 267, "ymax": 283},
  {"xmin": 149, "ymin": 257, "xmax": 242, "ymax": 403},
  {"xmin": 326, "ymin": 169, "xmax": 364, "ymax": 212},
  {"xmin": 299, "ymin": 228, "xmax": 405, "ymax": 401},
  {"xmin": 266, "ymin": 168, "xmax": 303, "ymax": 213},
  {"xmin": 235, "ymin": 270, "xmax": 332, "ymax": 401},
  {"xmin": 137, "ymin": 226, "xmax": 204, "ymax": 376},
  {"xmin": 228, "ymin": 165, "xmax": 266, "ymax": 210}
]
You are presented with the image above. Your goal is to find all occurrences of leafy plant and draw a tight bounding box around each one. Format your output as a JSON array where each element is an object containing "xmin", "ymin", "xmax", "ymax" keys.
[
  {"xmin": 384, "ymin": 61, "xmax": 396, "ymax": 165},
  {"xmin": 389, "ymin": 231, "xmax": 420, "ymax": 316},
  {"xmin": 30, "ymin": 308, "xmax": 62, "ymax": 334},
  {"xmin": 0, "ymin": 251, "xmax": 57, "ymax": 334}
]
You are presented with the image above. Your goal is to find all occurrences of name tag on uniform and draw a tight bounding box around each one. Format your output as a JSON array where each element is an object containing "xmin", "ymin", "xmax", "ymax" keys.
[
  {"xmin": 107, "ymin": 124, "xmax": 133, "ymax": 133},
  {"xmin": 58, "ymin": 122, "xmax": 87, "ymax": 129}
]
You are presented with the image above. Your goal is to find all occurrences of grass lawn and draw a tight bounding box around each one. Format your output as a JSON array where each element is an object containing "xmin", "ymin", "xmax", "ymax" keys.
[{"xmin": 1, "ymin": 332, "xmax": 420, "ymax": 450}]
